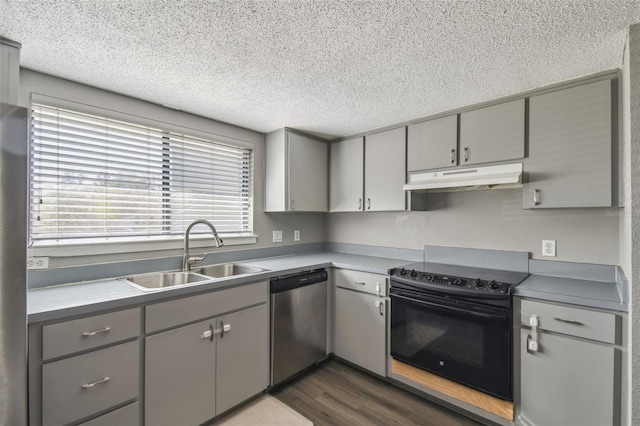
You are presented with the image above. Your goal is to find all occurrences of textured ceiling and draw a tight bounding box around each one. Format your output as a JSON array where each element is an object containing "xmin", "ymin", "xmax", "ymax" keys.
[{"xmin": 2, "ymin": 1, "xmax": 639, "ymax": 139}]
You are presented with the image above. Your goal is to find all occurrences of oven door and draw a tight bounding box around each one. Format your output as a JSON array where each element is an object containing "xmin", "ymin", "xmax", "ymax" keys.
[{"xmin": 390, "ymin": 289, "xmax": 512, "ymax": 400}]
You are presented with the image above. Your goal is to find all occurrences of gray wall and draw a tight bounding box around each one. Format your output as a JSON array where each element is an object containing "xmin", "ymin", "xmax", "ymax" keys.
[
  {"xmin": 19, "ymin": 70, "xmax": 326, "ymax": 268},
  {"xmin": 327, "ymin": 189, "xmax": 621, "ymax": 264},
  {"xmin": 627, "ymin": 23, "xmax": 640, "ymax": 426}
]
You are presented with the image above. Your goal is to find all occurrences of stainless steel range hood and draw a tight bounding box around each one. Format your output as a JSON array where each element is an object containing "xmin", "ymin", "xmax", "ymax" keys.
[{"xmin": 404, "ymin": 163, "xmax": 523, "ymax": 192}]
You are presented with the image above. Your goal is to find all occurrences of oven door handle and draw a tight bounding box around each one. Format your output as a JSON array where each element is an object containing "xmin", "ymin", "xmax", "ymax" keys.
[{"xmin": 391, "ymin": 293, "xmax": 509, "ymax": 321}]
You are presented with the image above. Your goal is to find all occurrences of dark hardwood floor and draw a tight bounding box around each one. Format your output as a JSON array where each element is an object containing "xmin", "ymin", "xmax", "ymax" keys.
[{"xmin": 271, "ymin": 359, "xmax": 481, "ymax": 426}]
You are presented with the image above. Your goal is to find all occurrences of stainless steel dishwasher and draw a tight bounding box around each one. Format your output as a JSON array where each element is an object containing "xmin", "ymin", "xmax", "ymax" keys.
[{"xmin": 270, "ymin": 268, "xmax": 328, "ymax": 386}]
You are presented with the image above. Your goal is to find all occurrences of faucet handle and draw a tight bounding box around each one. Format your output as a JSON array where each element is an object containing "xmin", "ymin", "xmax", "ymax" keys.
[{"xmin": 188, "ymin": 254, "xmax": 206, "ymax": 268}]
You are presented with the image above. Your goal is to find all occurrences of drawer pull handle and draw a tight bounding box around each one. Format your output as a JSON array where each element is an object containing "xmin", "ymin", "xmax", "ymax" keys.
[
  {"xmin": 82, "ymin": 326, "xmax": 111, "ymax": 337},
  {"xmin": 354, "ymin": 281, "xmax": 366, "ymax": 285},
  {"xmin": 553, "ymin": 317, "xmax": 584, "ymax": 325},
  {"xmin": 82, "ymin": 376, "xmax": 110, "ymax": 389}
]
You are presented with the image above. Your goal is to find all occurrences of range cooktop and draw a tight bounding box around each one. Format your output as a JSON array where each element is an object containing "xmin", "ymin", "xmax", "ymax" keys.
[{"xmin": 389, "ymin": 261, "xmax": 529, "ymax": 296}]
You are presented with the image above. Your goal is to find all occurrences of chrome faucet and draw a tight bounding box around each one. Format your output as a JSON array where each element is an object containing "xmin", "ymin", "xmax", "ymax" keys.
[{"xmin": 182, "ymin": 219, "xmax": 224, "ymax": 271}]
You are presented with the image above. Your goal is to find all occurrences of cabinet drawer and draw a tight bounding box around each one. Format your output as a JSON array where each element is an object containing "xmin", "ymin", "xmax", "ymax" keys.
[
  {"xmin": 42, "ymin": 340, "xmax": 139, "ymax": 426},
  {"xmin": 79, "ymin": 401, "xmax": 139, "ymax": 426},
  {"xmin": 334, "ymin": 269, "xmax": 387, "ymax": 296},
  {"xmin": 520, "ymin": 299, "xmax": 617, "ymax": 344},
  {"xmin": 43, "ymin": 308, "xmax": 140, "ymax": 360},
  {"xmin": 146, "ymin": 281, "xmax": 268, "ymax": 333}
]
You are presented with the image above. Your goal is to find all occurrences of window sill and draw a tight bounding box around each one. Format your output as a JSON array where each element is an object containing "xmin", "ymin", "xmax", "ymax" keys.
[{"xmin": 28, "ymin": 234, "xmax": 258, "ymax": 258}]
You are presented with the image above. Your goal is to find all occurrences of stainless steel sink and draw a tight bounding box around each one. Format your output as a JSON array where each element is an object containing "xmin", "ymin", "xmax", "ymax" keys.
[
  {"xmin": 123, "ymin": 271, "xmax": 210, "ymax": 291},
  {"xmin": 194, "ymin": 263, "xmax": 266, "ymax": 278}
]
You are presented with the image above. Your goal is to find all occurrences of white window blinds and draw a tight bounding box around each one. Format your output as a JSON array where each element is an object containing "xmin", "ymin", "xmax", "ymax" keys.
[{"xmin": 30, "ymin": 103, "xmax": 253, "ymax": 244}]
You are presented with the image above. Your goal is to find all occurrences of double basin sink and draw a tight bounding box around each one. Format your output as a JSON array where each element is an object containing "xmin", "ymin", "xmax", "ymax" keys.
[{"xmin": 123, "ymin": 263, "xmax": 267, "ymax": 291}]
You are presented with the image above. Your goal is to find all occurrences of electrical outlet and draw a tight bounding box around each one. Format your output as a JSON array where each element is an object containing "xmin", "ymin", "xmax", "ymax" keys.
[
  {"xmin": 272, "ymin": 230, "xmax": 283, "ymax": 243},
  {"xmin": 542, "ymin": 240, "xmax": 556, "ymax": 257},
  {"xmin": 294, "ymin": 230, "xmax": 300, "ymax": 242},
  {"xmin": 27, "ymin": 256, "xmax": 49, "ymax": 270}
]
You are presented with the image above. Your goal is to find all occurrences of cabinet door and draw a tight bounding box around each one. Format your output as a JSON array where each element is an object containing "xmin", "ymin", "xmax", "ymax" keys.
[
  {"xmin": 330, "ymin": 137, "xmax": 364, "ymax": 212},
  {"xmin": 145, "ymin": 319, "xmax": 216, "ymax": 426},
  {"xmin": 364, "ymin": 127, "xmax": 406, "ymax": 211},
  {"xmin": 523, "ymin": 80, "xmax": 614, "ymax": 208},
  {"xmin": 288, "ymin": 132, "xmax": 328, "ymax": 212},
  {"xmin": 520, "ymin": 329, "xmax": 615, "ymax": 426},
  {"xmin": 334, "ymin": 287, "xmax": 386, "ymax": 376},
  {"xmin": 407, "ymin": 115, "xmax": 458, "ymax": 171},
  {"xmin": 460, "ymin": 99, "xmax": 525, "ymax": 165},
  {"xmin": 216, "ymin": 304, "xmax": 269, "ymax": 415}
]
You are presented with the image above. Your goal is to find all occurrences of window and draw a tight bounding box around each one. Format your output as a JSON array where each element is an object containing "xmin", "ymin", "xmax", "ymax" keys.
[{"xmin": 30, "ymin": 103, "xmax": 253, "ymax": 245}]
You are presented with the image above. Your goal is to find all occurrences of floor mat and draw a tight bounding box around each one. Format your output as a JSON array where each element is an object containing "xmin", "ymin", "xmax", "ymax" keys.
[{"xmin": 212, "ymin": 394, "xmax": 313, "ymax": 426}]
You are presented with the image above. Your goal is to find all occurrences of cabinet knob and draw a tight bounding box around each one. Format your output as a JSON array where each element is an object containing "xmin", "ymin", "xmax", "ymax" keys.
[
  {"xmin": 463, "ymin": 147, "xmax": 469, "ymax": 162},
  {"xmin": 367, "ymin": 198, "xmax": 371, "ymax": 210},
  {"xmin": 290, "ymin": 199, "xmax": 295, "ymax": 210},
  {"xmin": 358, "ymin": 198, "xmax": 362, "ymax": 210},
  {"xmin": 450, "ymin": 149, "xmax": 456, "ymax": 164},
  {"xmin": 533, "ymin": 189, "xmax": 540, "ymax": 205}
]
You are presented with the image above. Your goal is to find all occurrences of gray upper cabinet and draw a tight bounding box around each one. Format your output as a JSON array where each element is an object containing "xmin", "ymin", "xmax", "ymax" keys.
[
  {"xmin": 407, "ymin": 115, "xmax": 458, "ymax": 171},
  {"xmin": 364, "ymin": 127, "xmax": 406, "ymax": 211},
  {"xmin": 329, "ymin": 137, "xmax": 364, "ymax": 212},
  {"xmin": 265, "ymin": 128, "xmax": 328, "ymax": 212},
  {"xmin": 523, "ymin": 79, "xmax": 616, "ymax": 208},
  {"xmin": 460, "ymin": 99, "xmax": 525, "ymax": 166}
]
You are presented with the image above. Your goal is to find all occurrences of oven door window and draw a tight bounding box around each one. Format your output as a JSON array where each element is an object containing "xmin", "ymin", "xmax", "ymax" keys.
[{"xmin": 391, "ymin": 295, "xmax": 512, "ymax": 400}]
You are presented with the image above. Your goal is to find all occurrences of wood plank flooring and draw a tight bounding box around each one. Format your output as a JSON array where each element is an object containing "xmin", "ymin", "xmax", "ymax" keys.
[{"xmin": 271, "ymin": 359, "xmax": 481, "ymax": 426}]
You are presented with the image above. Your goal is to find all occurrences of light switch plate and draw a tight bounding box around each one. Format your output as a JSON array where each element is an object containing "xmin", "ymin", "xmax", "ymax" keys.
[
  {"xmin": 294, "ymin": 230, "xmax": 300, "ymax": 241},
  {"xmin": 542, "ymin": 239, "xmax": 556, "ymax": 257},
  {"xmin": 273, "ymin": 230, "xmax": 283, "ymax": 243}
]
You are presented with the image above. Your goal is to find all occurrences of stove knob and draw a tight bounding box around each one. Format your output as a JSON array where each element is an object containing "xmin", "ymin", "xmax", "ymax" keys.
[
  {"xmin": 400, "ymin": 268, "xmax": 407, "ymax": 275},
  {"xmin": 474, "ymin": 279, "xmax": 485, "ymax": 287},
  {"xmin": 410, "ymin": 269, "xmax": 418, "ymax": 278},
  {"xmin": 426, "ymin": 275, "xmax": 434, "ymax": 281},
  {"xmin": 489, "ymin": 280, "xmax": 500, "ymax": 290}
]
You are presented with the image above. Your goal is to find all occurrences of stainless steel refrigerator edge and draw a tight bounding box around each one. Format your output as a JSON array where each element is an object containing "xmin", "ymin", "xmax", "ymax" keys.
[{"xmin": 0, "ymin": 39, "xmax": 28, "ymax": 426}]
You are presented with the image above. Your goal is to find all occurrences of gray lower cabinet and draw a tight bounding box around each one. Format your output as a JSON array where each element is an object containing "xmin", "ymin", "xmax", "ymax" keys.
[
  {"xmin": 42, "ymin": 340, "xmax": 140, "ymax": 426},
  {"xmin": 334, "ymin": 286, "xmax": 387, "ymax": 377},
  {"xmin": 145, "ymin": 319, "xmax": 217, "ymax": 426},
  {"xmin": 79, "ymin": 402, "xmax": 139, "ymax": 426},
  {"xmin": 145, "ymin": 287, "xmax": 269, "ymax": 426},
  {"xmin": 523, "ymin": 79, "xmax": 617, "ymax": 208},
  {"xmin": 519, "ymin": 299, "xmax": 619, "ymax": 426},
  {"xmin": 215, "ymin": 304, "xmax": 269, "ymax": 415}
]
